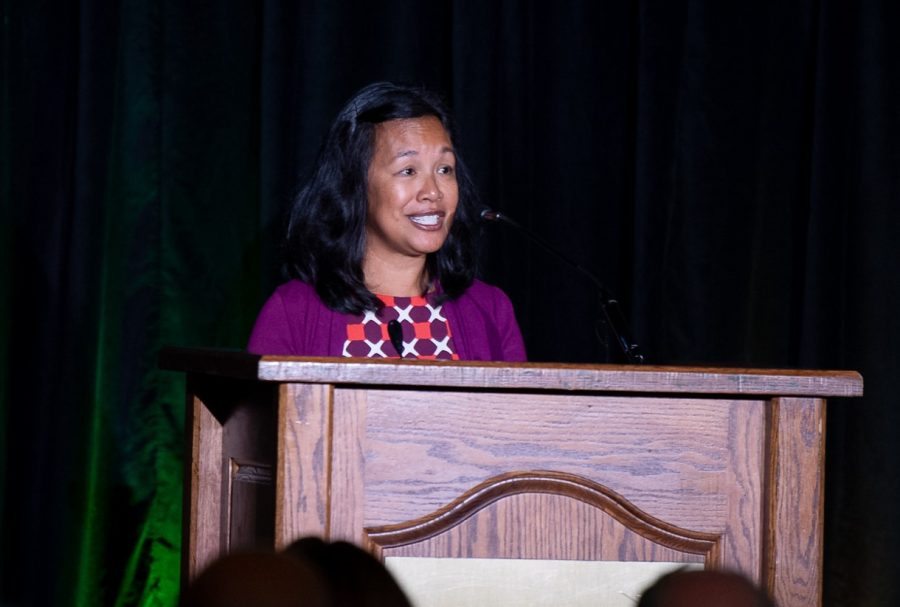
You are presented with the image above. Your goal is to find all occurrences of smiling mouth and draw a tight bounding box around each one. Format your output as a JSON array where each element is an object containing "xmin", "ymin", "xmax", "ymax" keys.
[{"xmin": 409, "ymin": 213, "xmax": 443, "ymax": 227}]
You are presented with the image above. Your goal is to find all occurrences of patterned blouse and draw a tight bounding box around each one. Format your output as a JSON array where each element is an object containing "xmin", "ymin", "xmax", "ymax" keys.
[{"xmin": 342, "ymin": 294, "xmax": 459, "ymax": 360}]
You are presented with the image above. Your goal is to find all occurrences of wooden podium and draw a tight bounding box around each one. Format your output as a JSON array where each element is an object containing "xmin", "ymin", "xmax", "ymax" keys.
[{"xmin": 161, "ymin": 349, "xmax": 862, "ymax": 607}]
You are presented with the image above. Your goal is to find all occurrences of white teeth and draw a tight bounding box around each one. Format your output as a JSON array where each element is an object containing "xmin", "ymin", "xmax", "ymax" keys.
[{"xmin": 410, "ymin": 214, "xmax": 440, "ymax": 226}]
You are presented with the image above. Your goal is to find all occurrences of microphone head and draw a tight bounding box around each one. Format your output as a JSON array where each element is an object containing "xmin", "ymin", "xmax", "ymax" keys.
[{"xmin": 480, "ymin": 209, "xmax": 500, "ymax": 222}]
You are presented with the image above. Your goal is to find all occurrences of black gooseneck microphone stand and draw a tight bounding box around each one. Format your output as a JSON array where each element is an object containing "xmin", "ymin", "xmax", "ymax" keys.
[{"xmin": 481, "ymin": 209, "xmax": 645, "ymax": 364}]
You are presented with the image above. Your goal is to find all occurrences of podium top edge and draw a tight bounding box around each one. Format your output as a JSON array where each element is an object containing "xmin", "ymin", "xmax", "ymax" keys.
[{"xmin": 158, "ymin": 347, "xmax": 863, "ymax": 398}]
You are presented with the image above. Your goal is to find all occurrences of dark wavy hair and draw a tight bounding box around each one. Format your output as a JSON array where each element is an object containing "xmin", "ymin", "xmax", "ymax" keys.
[{"xmin": 283, "ymin": 82, "xmax": 479, "ymax": 314}]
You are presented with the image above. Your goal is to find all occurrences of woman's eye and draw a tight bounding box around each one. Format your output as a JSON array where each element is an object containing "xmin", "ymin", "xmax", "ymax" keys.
[
  {"xmin": 399, "ymin": 167, "xmax": 416, "ymax": 176},
  {"xmin": 438, "ymin": 165, "xmax": 455, "ymax": 175}
]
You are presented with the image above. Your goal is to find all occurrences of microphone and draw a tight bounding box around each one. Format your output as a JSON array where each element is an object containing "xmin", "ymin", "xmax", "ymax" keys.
[
  {"xmin": 481, "ymin": 208, "xmax": 644, "ymax": 364},
  {"xmin": 387, "ymin": 320, "xmax": 404, "ymax": 357}
]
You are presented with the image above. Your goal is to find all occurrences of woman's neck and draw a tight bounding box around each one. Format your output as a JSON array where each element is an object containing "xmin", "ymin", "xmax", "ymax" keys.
[{"xmin": 363, "ymin": 253, "xmax": 429, "ymax": 296}]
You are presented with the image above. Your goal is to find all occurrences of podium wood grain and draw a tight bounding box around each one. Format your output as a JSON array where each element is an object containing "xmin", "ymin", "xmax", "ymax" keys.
[{"xmin": 162, "ymin": 349, "xmax": 861, "ymax": 607}]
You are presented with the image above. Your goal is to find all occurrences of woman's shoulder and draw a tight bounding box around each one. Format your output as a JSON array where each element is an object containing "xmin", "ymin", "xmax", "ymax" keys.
[
  {"xmin": 447, "ymin": 279, "xmax": 516, "ymax": 321},
  {"xmin": 446, "ymin": 278, "xmax": 526, "ymax": 362},
  {"xmin": 456, "ymin": 279, "xmax": 512, "ymax": 305},
  {"xmin": 271, "ymin": 278, "xmax": 318, "ymax": 300},
  {"xmin": 257, "ymin": 279, "xmax": 330, "ymax": 326},
  {"xmin": 247, "ymin": 280, "xmax": 334, "ymax": 355}
]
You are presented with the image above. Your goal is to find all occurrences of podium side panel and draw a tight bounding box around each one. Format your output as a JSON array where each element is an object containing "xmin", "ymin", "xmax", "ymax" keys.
[{"xmin": 185, "ymin": 389, "xmax": 224, "ymax": 582}]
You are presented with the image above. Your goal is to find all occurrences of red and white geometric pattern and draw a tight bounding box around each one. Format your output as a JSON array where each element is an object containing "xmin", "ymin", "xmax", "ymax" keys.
[{"xmin": 342, "ymin": 294, "xmax": 459, "ymax": 360}]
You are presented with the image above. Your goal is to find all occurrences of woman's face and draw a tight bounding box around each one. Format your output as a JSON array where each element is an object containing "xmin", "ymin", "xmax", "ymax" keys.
[{"xmin": 365, "ymin": 116, "xmax": 459, "ymax": 265}]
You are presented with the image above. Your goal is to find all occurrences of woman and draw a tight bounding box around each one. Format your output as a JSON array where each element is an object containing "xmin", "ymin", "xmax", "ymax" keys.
[{"xmin": 248, "ymin": 82, "xmax": 525, "ymax": 361}]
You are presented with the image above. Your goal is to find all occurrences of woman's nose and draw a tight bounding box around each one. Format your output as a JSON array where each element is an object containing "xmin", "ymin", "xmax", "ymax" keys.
[{"xmin": 419, "ymin": 174, "xmax": 443, "ymax": 202}]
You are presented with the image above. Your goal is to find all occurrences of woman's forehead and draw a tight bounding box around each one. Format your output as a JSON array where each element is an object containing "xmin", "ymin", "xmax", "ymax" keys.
[{"xmin": 372, "ymin": 116, "xmax": 453, "ymax": 155}]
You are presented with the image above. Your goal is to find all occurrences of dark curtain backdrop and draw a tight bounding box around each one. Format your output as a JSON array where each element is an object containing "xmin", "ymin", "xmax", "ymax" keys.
[{"xmin": 2, "ymin": 1, "xmax": 898, "ymax": 605}]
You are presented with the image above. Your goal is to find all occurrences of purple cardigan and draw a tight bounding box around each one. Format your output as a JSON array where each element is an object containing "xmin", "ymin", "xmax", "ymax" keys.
[{"xmin": 247, "ymin": 279, "xmax": 527, "ymax": 362}]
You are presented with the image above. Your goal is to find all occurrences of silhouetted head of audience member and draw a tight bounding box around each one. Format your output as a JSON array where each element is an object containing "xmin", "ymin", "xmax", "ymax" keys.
[
  {"xmin": 283, "ymin": 537, "xmax": 412, "ymax": 607},
  {"xmin": 180, "ymin": 550, "xmax": 329, "ymax": 607},
  {"xmin": 637, "ymin": 569, "xmax": 777, "ymax": 607}
]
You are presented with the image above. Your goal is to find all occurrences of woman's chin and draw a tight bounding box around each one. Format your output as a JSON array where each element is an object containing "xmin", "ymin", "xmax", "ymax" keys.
[{"xmin": 406, "ymin": 234, "xmax": 450, "ymax": 256}]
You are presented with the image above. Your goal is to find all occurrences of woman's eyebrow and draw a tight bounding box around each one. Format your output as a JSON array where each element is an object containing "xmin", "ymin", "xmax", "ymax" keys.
[{"xmin": 393, "ymin": 146, "xmax": 455, "ymax": 159}]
